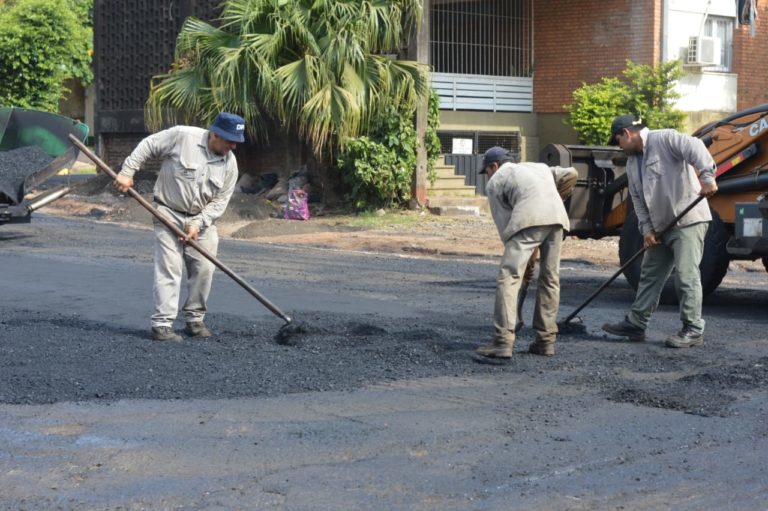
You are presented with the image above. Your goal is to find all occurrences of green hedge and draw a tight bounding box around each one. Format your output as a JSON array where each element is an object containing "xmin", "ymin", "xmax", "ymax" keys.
[
  {"xmin": 566, "ymin": 60, "xmax": 686, "ymax": 145},
  {"xmin": 0, "ymin": 0, "xmax": 92, "ymax": 111}
]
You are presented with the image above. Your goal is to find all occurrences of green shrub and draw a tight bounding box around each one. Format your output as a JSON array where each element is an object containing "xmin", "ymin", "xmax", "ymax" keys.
[
  {"xmin": 0, "ymin": 0, "xmax": 92, "ymax": 111},
  {"xmin": 566, "ymin": 60, "xmax": 685, "ymax": 145},
  {"xmin": 425, "ymin": 89, "xmax": 442, "ymax": 185},
  {"xmin": 622, "ymin": 60, "xmax": 686, "ymax": 132},
  {"xmin": 337, "ymin": 89, "xmax": 442, "ymax": 210},
  {"xmin": 337, "ymin": 107, "xmax": 416, "ymax": 210}
]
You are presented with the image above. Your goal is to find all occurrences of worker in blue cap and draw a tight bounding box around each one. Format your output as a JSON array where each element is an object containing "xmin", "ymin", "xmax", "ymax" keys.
[{"xmin": 115, "ymin": 112, "xmax": 245, "ymax": 341}]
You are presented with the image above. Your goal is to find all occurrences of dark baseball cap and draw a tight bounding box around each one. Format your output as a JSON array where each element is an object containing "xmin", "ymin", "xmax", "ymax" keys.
[
  {"xmin": 609, "ymin": 114, "xmax": 643, "ymax": 145},
  {"xmin": 479, "ymin": 146, "xmax": 513, "ymax": 174},
  {"xmin": 210, "ymin": 112, "xmax": 246, "ymax": 143}
]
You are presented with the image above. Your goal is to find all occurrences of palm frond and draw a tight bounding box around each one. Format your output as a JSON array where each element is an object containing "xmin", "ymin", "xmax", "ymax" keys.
[{"xmin": 148, "ymin": 0, "xmax": 427, "ymax": 155}]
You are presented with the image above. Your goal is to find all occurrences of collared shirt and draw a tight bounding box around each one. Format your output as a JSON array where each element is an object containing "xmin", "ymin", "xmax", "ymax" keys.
[
  {"xmin": 626, "ymin": 127, "xmax": 715, "ymax": 235},
  {"xmin": 486, "ymin": 162, "xmax": 574, "ymax": 242},
  {"xmin": 119, "ymin": 126, "xmax": 239, "ymax": 229}
]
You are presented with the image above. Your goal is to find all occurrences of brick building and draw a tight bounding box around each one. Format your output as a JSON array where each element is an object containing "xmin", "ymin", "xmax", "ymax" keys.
[
  {"xmin": 93, "ymin": 0, "xmax": 767, "ymax": 179},
  {"xmin": 432, "ymin": 0, "xmax": 767, "ymax": 162}
]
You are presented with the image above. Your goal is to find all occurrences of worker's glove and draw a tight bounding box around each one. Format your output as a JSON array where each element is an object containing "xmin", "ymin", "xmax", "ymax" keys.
[{"xmin": 552, "ymin": 166, "xmax": 579, "ymax": 200}]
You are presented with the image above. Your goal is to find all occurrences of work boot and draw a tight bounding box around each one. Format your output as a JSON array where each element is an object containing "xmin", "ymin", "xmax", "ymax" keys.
[
  {"xmin": 185, "ymin": 321, "xmax": 212, "ymax": 338},
  {"xmin": 151, "ymin": 326, "xmax": 183, "ymax": 342},
  {"xmin": 601, "ymin": 317, "xmax": 646, "ymax": 342},
  {"xmin": 528, "ymin": 340, "xmax": 555, "ymax": 357},
  {"xmin": 515, "ymin": 282, "xmax": 529, "ymax": 333},
  {"xmin": 476, "ymin": 340, "xmax": 514, "ymax": 359},
  {"xmin": 664, "ymin": 329, "xmax": 704, "ymax": 348}
]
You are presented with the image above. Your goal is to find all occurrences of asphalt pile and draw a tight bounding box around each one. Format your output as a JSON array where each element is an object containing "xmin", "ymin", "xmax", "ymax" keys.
[
  {"xmin": 0, "ymin": 146, "xmax": 53, "ymax": 203},
  {"xmin": 1, "ymin": 306, "xmax": 763, "ymax": 418}
]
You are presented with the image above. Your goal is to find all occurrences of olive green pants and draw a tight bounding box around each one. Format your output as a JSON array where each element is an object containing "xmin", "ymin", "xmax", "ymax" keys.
[
  {"xmin": 494, "ymin": 225, "xmax": 564, "ymax": 345},
  {"xmin": 627, "ymin": 222, "xmax": 709, "ymax": 335}
]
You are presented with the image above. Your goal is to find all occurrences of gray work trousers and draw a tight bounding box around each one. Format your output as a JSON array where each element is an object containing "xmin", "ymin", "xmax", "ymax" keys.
[
  {"xmin": 494, "ymin": 225, "xmax": 564, "ymax": 345},
  {"xmin": 627, "ymin": 221, "xmax": 709, "ymax": 335},
  {"xmin": 151, "ymin": 205, "xmax": 218, "ymax": 328}
]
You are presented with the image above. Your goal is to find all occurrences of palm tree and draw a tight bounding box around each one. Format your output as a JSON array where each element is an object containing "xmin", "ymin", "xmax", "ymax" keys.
[{"xmin": 146, "ymin": 0, "xmax": 429, "ymax": 159}]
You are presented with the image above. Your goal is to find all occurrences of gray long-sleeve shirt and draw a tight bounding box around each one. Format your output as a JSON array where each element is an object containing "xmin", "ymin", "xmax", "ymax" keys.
[
  {"xmin": 627, "ymin": 128, "xmax": 716, "ymax": 236},
  {"xmin": 119, "ymin": 126, "xmax": 239, "ymax": 229},
  {"xmin": 486, "ymin": 162, "xmax": 575, "ymax": 242}
]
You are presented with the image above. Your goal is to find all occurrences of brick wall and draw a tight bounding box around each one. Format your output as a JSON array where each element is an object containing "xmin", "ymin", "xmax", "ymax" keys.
[
  {"xmin": 732, "ymin": 6, "xmax": 768, "ymax": 111},
  {"xmin": 533, "ymin": 0, "xmax": 662, "ymax": 113},
  {"xmin": 102, "ymin": 133, "xmax": 147, "ymax": 169}
]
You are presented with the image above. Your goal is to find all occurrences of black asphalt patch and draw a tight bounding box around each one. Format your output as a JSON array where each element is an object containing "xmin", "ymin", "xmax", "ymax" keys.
[
  {"xmin": 0, "ymin": 145, "xmax": 53, "ymax": 203},
  {"xmin": 1, "ymin": 306, "xmax": 757, "ymax": 417}
]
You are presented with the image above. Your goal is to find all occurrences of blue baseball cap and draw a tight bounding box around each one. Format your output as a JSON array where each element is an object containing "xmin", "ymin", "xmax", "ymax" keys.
[
  {"xmin": 479, "ymin": 146, "xmax": 513, "ymax": 174},
  {"xmin": 210, "ymin": 112, "xmax": 245, "ymax": 143}
]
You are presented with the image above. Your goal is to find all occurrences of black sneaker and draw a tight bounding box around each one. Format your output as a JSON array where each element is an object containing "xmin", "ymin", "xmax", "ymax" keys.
[
  {"xmin": 664, "ymin": 330, "xmax": 704, "ymax": 348},
  {"xmin": 601, "ymin": 317, "xmax": 646, "ymax": 342}
]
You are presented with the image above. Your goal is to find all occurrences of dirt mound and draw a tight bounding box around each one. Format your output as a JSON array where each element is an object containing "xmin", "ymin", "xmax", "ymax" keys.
[
  {"xmin": 68, "ymin": 177, "xmax": 281, "ymax": 227},
  {"xmin": 219, "ymin": 192, "xmax": 277, "ymax": 223}
]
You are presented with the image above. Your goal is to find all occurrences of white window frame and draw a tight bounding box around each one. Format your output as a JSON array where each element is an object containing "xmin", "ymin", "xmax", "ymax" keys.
[{"xmin": 703, "ymin": 15, "xmax": 734, "ymax": 72}]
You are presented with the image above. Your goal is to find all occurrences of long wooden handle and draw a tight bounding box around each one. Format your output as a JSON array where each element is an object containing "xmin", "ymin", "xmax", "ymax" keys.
[{"xmin": 68, "ymin": 134, "xmax": 292, "ymax": 325}]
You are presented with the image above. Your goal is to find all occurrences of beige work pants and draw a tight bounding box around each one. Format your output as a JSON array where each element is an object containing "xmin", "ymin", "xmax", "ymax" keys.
[
  {"xmin": 151, "ymin": 205, "xmax": 218, "ymax": 328},
  {"xmin": 494, "ymin": 225, "xmax": 563, "ymax": 345}
]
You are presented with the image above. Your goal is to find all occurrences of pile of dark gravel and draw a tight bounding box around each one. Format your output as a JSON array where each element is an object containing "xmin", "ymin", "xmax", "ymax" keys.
[
  {"xmin": 0, "ymin": 146, "xmax": 53, "ymax": 203},
  {"xmin": 0, "ymin": 306, "xmax": 758, "ymax": 415},
  {"xmin": 0, "ymin": 308, "xmax": 548, "ymax": 404}
]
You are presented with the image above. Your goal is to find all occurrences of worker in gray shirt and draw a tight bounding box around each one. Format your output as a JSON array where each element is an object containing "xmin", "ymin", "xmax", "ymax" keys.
[
  {"xmin": 114, "ymin": 112, "xmax": 243, "ymax": 341},
  {"xmin": 602, "ymin": 115, "xmax": 718, "ymax": 348},
  {"xmin": 476, "ymin": 147, "xmax": 577, "ymax": 359}
]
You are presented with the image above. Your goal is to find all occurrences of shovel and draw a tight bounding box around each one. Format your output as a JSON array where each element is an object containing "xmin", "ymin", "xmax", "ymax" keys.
[
  {"xmin": 558, "ymin": 194, "xmax": 708, "ymax": 334},
  {"xmin": 68, "ymin": 134, "xmax": 305, "ymax": 343}
]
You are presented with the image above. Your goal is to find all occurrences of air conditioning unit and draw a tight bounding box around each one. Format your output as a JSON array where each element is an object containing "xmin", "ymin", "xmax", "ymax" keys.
[{"xmin": 686, "ymin": 36, "xmax": 721, "ymax": 66}]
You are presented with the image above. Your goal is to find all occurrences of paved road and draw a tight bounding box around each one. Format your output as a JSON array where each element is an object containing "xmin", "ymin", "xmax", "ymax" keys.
[{"xmin": 1, "ymin": 215, "xmax": 767, "ymax": 510}]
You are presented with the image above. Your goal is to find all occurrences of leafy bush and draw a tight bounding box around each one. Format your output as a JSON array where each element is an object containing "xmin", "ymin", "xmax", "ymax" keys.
[
  {"xmin": 0, "ymin": 0, "xmax": 92, "ymax": 111},
  {"xmin": 337, "ymin": 89, "xmax": 442, "ymax": 210},
  {"xmin": 425, "ymin": 89, "xmax": 442, "ymax": 184},
  {"xmin": 566, "ymin": 60, "xmax": 686, "ymax": 145}
]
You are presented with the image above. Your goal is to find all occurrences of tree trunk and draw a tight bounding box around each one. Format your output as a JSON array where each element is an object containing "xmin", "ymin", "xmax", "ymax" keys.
[{"xmin": 408, "ymin": 0, "xmax": 430, "ymax": 209}]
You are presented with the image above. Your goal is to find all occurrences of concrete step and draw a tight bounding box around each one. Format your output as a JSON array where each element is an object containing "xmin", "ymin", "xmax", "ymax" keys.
[
  {"xmin": 427, "ymin": 159, "xmax": 479, "ymax": 205},
  {"xmin": 430, "ymin": 176, "xmax": 470, "ymax": 189},
  {"xmin": 427, "ymin": 188, "xmax": 478, "ymax": 198},
  {"xmin": 434, "ymin": 166, "xmax": 462, "ymax": 179},
  {"xmin": 426, "ymin": 196, "xmax": 489, "ymax": 216},
  {"xmin": 427, "ymin": 196, "xmax": 487, "ymax": 206}
]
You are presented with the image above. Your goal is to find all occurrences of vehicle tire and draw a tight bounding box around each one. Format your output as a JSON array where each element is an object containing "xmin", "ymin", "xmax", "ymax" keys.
[{"xmin": 618, "ymin": 203, "xmax": 730, "ymax": 305}]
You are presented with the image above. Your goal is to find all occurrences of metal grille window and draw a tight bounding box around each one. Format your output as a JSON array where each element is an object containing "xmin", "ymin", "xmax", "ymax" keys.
[
  {"xmin": 94, "ymin": 0, "xmax": 222, "ymax": 127},
  {"xmin": 437, "ymin": 131, "xmax": 521, "ymax": 157},
  {"xmin": 704, "ymin": 16, "xmax": 734, "ymax": 72},
  {"xmin": 430, "ymin": 0, "xmax": 534, "ymax": 78}
]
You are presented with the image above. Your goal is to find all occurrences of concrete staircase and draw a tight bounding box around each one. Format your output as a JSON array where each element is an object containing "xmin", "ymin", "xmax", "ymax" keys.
[{"xmin": 427, "ymin": 159, "xmax": 488, "ymax": 216}]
